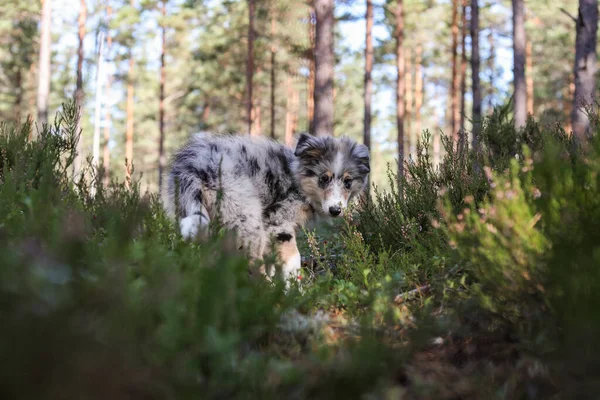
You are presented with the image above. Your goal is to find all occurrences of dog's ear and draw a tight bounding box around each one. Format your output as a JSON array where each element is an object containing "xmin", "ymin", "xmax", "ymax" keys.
[
  {"xmin": 352, "ymin": 143, "xmax": 371, "ymax": 174},
  {"xmin": 294, "ymin": 133, "xmax": 324, "ymax": 159}
]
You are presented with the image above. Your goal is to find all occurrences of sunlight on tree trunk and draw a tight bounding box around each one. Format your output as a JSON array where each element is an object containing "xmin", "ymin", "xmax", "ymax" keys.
[
  {"xmin": 73, "ymin": 0, "xmax": 86, "ymax": 178},
  {"xmin": 314, "ymin": 0, "xmax": 334, "ymax": 137},
  {"xmin": 36, "ymin": 0, "xmax": 52, "ymax": 133},
  {"xmin": 512, "ymin": 0, "xmax": 527, "ymax": 129},
  {"xmin": 572, "ymin": 0, "xmax": 598, "ymax": 139}
]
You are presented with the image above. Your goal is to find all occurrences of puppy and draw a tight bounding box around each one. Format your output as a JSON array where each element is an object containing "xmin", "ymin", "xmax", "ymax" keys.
[{"xmin": 162, "ymin": 133, "xmax": 370, "ymax": 283}]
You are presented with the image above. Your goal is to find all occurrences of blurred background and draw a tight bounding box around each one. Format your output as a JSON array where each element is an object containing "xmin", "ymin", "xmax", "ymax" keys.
[{"xmin": 0, "ymin": 0, "xmax": 588, "ymax": 192}]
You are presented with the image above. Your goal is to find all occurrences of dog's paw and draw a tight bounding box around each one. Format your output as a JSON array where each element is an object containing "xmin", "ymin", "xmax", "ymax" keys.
[{"xmin": 180, "ymin": 215, "xmax": 206, "ymax": 240}]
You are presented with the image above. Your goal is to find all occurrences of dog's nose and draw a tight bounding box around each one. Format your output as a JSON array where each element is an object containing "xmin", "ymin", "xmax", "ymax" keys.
[{"xmin": 329, "ymin": 206, "xmax": 341, "ymax": 217}]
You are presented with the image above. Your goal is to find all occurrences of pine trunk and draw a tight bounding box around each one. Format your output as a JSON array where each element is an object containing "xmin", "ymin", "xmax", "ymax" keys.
[
  {"xmin": 246, "ymin": 0, "xmax": 255, "ymax": 135},
  {"xmin": 313, "ymin": 0, "xmax": 334, "ymax": 136},
  {"xmin": 512, "ymin": 0, "xmax": 527, "ymax": 128},
  {"xmin": 73, "ymin": 0, "xmax": 86, "ymax": 178},
  {"xmin": 285, "ymin": 77, "xmax": 299, "ymax": 147},
  {"xmin": 308, "ymin": 9, "xmax": 315, "ymax": 134},
  {"xmin": 415, "ymin": 43, "xmax": 423, "ymax": 143},
  {"xmin": 450, "ymin": 0, "xmax": 460, "ymax": 139},
  {"xmin": 572, "ymin": 0, "xmax": 599, "ymax": 139},
  {"xmin": 487, "ymin": 31, "xmax": 495, "ymax": 109},
  {"xmin": 103, "ymin": 4, "xmax": 113, "ymax": 188},
  {"xmin": 471, "ymin": 0, "xmax": 481, "ymax": 149},
  {"xmin": 270, "ymin": 10, "xmax": 277, "ymax": 139},
  {"xmin": 92, "ymin": 33, "xmax": 104, "ymax": 172},
  {"xmin": 158, "ymin": 0, "xmax": 167, "ymax": 192},
  {"xmin": 125, "ymin": 0, "xmax": 135, "ymax": 188},
  {"xmin": 459, "ymin": 0, "xmax": 468, "ymax": 132},
  {"xmin": 395, "ymin": 0, "xmax": 405, "ymax": 178},
  {"xmin": 363, "ymin": 0, "xmax": 373, "ymax": 152},
  {"xmin": 36, "ymin": 0, "xmax": 52, "ymax": 131},
  {"xmin": 526, "ymin": 39, "xmax": 534, "ymax": 116},
  {"xmin": 405, "ymin": 49, "xmax": 414, "ymax": 158}
]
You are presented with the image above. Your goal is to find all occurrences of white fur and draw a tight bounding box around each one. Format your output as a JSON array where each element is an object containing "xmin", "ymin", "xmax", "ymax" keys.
[{"xmin": 322, "ymin": 181, "xmax": 348, "ymax": 215}]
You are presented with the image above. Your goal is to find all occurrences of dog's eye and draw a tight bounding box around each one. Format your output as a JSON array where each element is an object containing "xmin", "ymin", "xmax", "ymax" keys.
[
  {"xmin": 319, "ymin": 175, "xmax": 331, "ymax": 185},
  {"xmin": 344, "ymin": 178, "xmax": 353, "ymax": 189}
]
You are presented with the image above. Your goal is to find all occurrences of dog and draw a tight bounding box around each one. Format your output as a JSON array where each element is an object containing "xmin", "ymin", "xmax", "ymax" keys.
[{"xmin": 162, "ymin": 132, "xmax": 370, "ymax": 283}]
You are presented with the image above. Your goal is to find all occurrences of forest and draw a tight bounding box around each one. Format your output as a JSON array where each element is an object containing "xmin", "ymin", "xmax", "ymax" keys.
[{"xmin": 1, "ymin": 0, "xmax": 600, "ymax": 399}]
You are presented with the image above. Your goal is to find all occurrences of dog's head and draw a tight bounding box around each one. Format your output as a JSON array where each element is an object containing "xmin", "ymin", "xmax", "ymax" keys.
[{"xmin": 294, "ymin": 133, "xmax": 370, "ymax": 217}]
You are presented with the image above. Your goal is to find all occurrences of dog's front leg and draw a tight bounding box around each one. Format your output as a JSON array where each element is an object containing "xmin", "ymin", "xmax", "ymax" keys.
[{"xmin": 273, "ymin": 231, "xmax": 302, "ymax": 285}]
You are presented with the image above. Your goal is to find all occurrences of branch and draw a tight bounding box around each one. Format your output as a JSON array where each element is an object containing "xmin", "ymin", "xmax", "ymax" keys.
[
  {"xmin": 559, "ymin": 7, "xmax": 578, "ymax": 24},
  {"xmin": 394, "ymin": 285, "xmax": 430, "ymax": 303}
]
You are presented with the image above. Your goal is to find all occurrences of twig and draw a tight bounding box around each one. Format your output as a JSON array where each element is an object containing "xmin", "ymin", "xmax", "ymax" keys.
[
  {"xmin": 559, "ymin": 8, "xmax": 578, "ymax": 24},
  {"xmin": 394, "ymin": 285, "xmax": 430, "ymax": 303}
]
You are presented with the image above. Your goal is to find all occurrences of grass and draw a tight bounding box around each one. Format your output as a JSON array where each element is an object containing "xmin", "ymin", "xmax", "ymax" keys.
[{"xmin": 2, "ymin": 100, "xmax": 600, "ymax": 399}]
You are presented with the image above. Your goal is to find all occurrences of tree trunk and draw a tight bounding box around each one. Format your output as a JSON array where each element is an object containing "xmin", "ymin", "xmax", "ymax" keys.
[
  {"xmin": 487, "ymin": 30, "xmax": 495, "ymax": 110},
  {"xmin": 471, "ymin": 0, "xmax": 481, "ymax": 149},
  {"xmin": 246, "ymin": 0, "xmax": 255, "ymax": 135},
  {"xmin": 103, "ymin": 3, "xmax": 113, "ymax": 188},
  {"xmin": 158, "ymin": 0, "xmax": 167, "ymax": 192},
  {"xmin": 270, "ymin": 9, "xmax": 277, "ymax": 139},
  {"xmin": 313, "ymin": 0, "xmax": 334, "ymax": 136},
  {"xmin": 450, "ymin": 0, "xmax": 460, "ymax": 139},
  {"xmin": 285, "ymin": 76, "xmax": 298, "ymax": 147},
  {"xmin": 92, "ymin": 32, "xmax": 104, "ymax": 173},
  {"xmin": 415, "ymin": 43, "xmax": 423, "ymax": 143},
  {"xmin": 73, "ymin": 0, "xmax": 86, "ymax": 177},
  {"xmin": 36, "ymin": 0, "xmax": 52, "ymax": 131},
  {"xmin": 363, "ymin": 0, "xmax": 373, "ymax": 152},
  {"xmin": 565, "ymin": 78, "xmax": 575, "ymax": 134},
  {"xmin": 526, "ymin": 39, "xmax": 534, "ymax": 116},
  {"xmin": 572, "ymin": 0, "xmax": 598, "ymax": 139},
  {"xmin": 395, "ymin": 0, "xmax": 405, "ymax": 178},
  {"xmin": 512, "ymin": 0, "xmax": 527, "ymax": 129},
  {"xmin": 459, "ymin": 0, "xmax": 468, "ymax": 132},
  {"xmin": 307, "ymin": 9, "xmax": 315, "ymax": 134},
  {"xmin": 252, "ymin": 82, "xmax": 262, "ymax": 134},
  {"xmin": 125, "ymin": 0, "xmax": 135, "ymax": 187},
  {"xmin": 405, "ymin": 49, "xmax": 414, "ymax": 158}
]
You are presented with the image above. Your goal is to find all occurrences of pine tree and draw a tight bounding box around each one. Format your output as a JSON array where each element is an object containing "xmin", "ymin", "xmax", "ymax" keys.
[
  {"xmin": 363, "ymin": 0, "xmax": 373, "ymax": 152},
  {"xmin": 103, "ymin": 2, "xmax": 113, "ymax": 188},
  {"xmin": 395, "ymin": 0, "xmax": 405, "ymax": 178},
  {"xmin": 125, "ymin": 0, "xmax": 136, "ymax": 186},
  {"xmin": 158, "ymin": 0, "xmax": 167, "ymax": 191},
  {"xmin": 313, "ymin": 0, "xmax": 334, "ymax": 136},
  {"xmin": 512, "ymin": 0, "xmax": 527, "ymax": 129},
  {"xmin": 36, "ymin": 0, "xmax": 52, "ymax": 130},
  {"xmin": 459, "ymin": 0, "xmax": 468, "ymax": 132},
  {"xmin": 471, "ymin": 0, "xmax": 481, "ymax": 148},
  {"xmin": 246, "ymin": 0, "xmax": 255, "ymax": 135},
  {"xmin": 571, "ymin": 0, "xmax": 598, "ymax": 139},
  {"xmin": 73, "ymin": 0, "xmax": 87, "ymax": 178},
  {"xmin": 450, "ymin": 0, "xmax": 460, "ymax": 139}
]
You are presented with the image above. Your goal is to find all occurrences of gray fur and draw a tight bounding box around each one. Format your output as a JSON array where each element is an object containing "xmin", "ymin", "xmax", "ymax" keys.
[{"xmin": 162, "ymin": 132, "xmax": 370, "ymax": 283}]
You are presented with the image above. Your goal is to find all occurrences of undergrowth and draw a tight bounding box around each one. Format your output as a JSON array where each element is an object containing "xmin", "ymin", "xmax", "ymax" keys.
[{"xmin": 2, "ymin": 101, "xmax": 600, "ymax": 399}]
